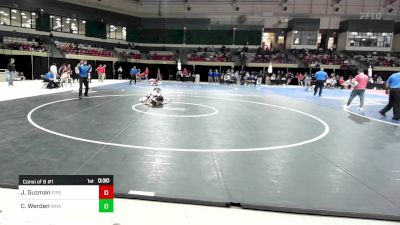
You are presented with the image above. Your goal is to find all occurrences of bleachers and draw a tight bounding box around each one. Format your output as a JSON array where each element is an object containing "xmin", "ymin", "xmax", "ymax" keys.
[
  {"xmin": 292, "ymin": 49, "xmax": 350, "ymax": 67},
  {"xmin": 149, "ymin": 51, "xmax": 176, "ymax": 61},
  {"xmin": 244, "ymin": 51, "xmax": 295, "ymax": 64},
  {"xmin": 351, "ymin": 52, "xmax": 400, "ymax": 67},
  {"xmin": 187, "ymin": 51, "xmax": 232, "ymax": 62},
  {"xmin": 55, "ymin": 41, "xmax": 114, "ymax": 57},
  {"xmin": 1, "ymin": 37, "xmax": 47, "ymax": 52},
  {"xmin": 115, "ymin": 48, "xmax": 143, "ymax": 59}
]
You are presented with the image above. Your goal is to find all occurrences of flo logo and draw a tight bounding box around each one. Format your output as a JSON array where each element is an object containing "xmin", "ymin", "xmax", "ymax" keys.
[{"xmin": 360, "ymin": 12, "xmax": 382, "ymax": 20}]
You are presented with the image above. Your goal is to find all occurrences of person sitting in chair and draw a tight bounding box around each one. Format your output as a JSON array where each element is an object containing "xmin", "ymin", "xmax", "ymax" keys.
[{"xmin": 139, "ymin": 88, "xmax": 164, "ymax": 107}]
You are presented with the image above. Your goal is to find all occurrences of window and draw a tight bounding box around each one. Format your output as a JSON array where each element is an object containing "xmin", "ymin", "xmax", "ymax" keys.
[
  {"xmin": 50, "ymin": 15, "xmax": 85, "ymax": 35},
  {"xmin": 11, "ymin": 9, "xmax": 21, "ymax": 27},
  {"xmin": 51, "ymin": 15, "xmax": 62, "ymax": 32},
  {"xmin": 293, "ymin": 30, "xmax": 318, "ymax": 46},
  {"xmin": 79, "ymin": 20, "xmax": 86, "ymax": 35},
  {"xmin": 108, "ymin": 24, "xmax": 126, "ymax": 40},
  {"xmin": 347, "ymin": 32, "xmax": 392, "ymax": 48},
  {"xmin": 0, "ymin": 8, "xmax": 10, "ymax": 26},
  {"xmin": 70, "ymin": 18, "xmax": 78, "ymax": 34},
  {"xmin": 21, "ymin": 11, "xmax": 31, "ymax": 28},
  {"xmin": 30, "ymin": 12, "xmax": 37, "ymax": 29}
]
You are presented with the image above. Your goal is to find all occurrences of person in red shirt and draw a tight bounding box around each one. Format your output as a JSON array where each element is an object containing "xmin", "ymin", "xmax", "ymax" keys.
[
  {"xmin": 144, "ymin": 67, "xmax": 149, "ymax": 80},
  {"xmin": 183, "ymin": 68, "xmax": 189, "ymax": 77},
  {"xmin": 344, "ymin": 69, "xmax": 369, "ymax": 111},
  {"xmin": 297, "ymin": 73, "xmax": 304, "ymax": 86},
  {"xmin": 96, "ymin": 65, "xmax": 102, "ymax": 82}
]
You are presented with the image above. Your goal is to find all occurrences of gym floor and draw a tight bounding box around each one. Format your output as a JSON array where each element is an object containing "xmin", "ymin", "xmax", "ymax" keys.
[{"xmin": 0, "ymin": 81, "xmax": 399, "ymax": 221}]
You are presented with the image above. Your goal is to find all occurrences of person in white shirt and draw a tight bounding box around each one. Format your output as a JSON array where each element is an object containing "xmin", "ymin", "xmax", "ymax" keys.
[{"xmin": 50, "ymin": 63, "xmax": 58, "ymax": 79}]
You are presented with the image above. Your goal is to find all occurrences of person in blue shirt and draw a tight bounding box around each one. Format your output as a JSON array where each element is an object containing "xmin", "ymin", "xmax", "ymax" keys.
[
  {"xmin": 129, "ymin": 66, "xmax": 138, "ymax": 85},
  {"xmin": 43, "ymin": 71, "xmax": 55, "ymax": 89},
  {"xmin": 213, "ymin": 69, "xmax": 219, "ymax": 84},
  {"xmin": 379, "ymin": 72, "xmax": 400, "ymax": 120},
  {"xmin": 313, "ymin": 68, "xmax": 328, "ymax": 96},
  {"xmin": 208, "ymin": 69, "xmax": 213, "ymax": 84},
  {"xmin": 78, "ymin": 60, "xmax": 91, "ymax": 99}
]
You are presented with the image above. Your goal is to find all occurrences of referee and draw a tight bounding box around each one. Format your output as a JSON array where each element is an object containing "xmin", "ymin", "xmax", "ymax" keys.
[
  {"xmin": 314, "ymin": 68, "xmax": 328, "ymax": 97},
  {"xmin": 78, "ymin": 60, "xmax": 91, "ymax": 99},
  {"xmin": 379, "ymin": 71, "xmax": 400, "ymax": 120}
]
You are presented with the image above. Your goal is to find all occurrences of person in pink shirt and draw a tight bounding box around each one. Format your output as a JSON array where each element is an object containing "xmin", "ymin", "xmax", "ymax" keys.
[
  {"xmin": 144, "ymin": 67, "xmax": 149, "ymax": 80},
  {"xmin": 297, "ymin": 73, "xmax": 304, "ymax": 86},
  {"xmin": 344, "ymin": 69, "xmax": 369, "ymax": 111}
]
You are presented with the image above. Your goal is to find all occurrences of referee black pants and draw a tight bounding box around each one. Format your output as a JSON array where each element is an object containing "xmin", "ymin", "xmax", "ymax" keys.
[
  {"xmin": 380, "ymin": 88, "xmax": 400, "ymax": 119},
  {"xmin": 79, "ymin": 77, "xmax": 89, "ymax": 97},
  {"xmin": 314, "ymin": 80, "xmax": 325, "ymax": 96},
  {"xmin": 129, "ymin": 75, "xmax": 136, "ymax": 85}
]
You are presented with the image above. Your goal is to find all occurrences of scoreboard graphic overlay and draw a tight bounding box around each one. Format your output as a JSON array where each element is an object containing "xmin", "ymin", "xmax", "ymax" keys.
[{"xmin": 19, "ymin": 175, "xmax": 114, "ymax": 213}]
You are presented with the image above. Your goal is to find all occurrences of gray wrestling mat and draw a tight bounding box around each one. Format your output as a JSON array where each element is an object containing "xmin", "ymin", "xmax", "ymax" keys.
[{"xmin": 0, "ymin": 82, "xmax": 399, "ymax": 221}]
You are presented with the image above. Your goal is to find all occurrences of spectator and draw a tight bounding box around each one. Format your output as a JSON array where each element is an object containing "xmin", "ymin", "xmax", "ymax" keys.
[{"xmin": 7, "ymin": 58, "xmax": 16, "ymax": 86}]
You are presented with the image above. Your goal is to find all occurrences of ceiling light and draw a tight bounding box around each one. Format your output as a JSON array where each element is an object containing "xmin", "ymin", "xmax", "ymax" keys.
[
  {"xmin": 11, "ymin": 16, "xmax": 16, "ymax": 19},
  {"xmin": 11, "ymin": 9, "xmax": 17, "ymax": 13},
  {"xmin": 50, "ymin": 15, "xmax": 54, "ymax": 18},
  {"xmin": 31, "ymin": 12, "xmax": 36, "ymax": 15},
  {"xmin": 21, "ymin": 12, "xmax": 25, "ymax": 15},
  {"xmin": 82, "ymin": 20, "xmax": 86, "ymax": 24},
  {"xmin": 3, "ymin": 13, "xmax": 8, "ymax": 16}
]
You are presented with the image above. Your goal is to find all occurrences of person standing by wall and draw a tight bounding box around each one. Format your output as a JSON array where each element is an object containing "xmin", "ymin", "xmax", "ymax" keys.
[
  {"xmin": 96, "ymin": 64, "xmax": 102, "ymax": 82},
  {"xmin": 144, "ymin": 67, "xmax": 149, "ymax": 80},
  {"xmin": 343, "ymin": 69, "xmax": 369, "ymax": 112},
  {"xmin": 208, "ymin": 69, "xmax": 213, "ymax": 84},
  {"xmin": 118, "ymin": 66, "xmax": 123, "ymax": 80},
  {"xmin": 379, "ymin": 71, "xmax": 400, "ymax": 120},
  {"xmin": 314, "ymin": 68, "xmax": 328, "ymax": 96},
  {"xmin": 213, "ymin": 69, "xmax": 219, "ymax": 84},
  {"xmin": 7, "ymin": 58, "xmax": 16, "ymax": 86},
  {"xmin": 297, "ymin": 73, "xmax": 304, "ymax": 86},
  {"xmin": 50, "ymin": 63, "xmax": 58, "ymax": 80},
  {"xmin": 157, "ymin": 68, "xmax": 162, "ymax": 81},
  {"xmin": 78, "ymin": 60, "xmax": 91, "ymax": 99}
]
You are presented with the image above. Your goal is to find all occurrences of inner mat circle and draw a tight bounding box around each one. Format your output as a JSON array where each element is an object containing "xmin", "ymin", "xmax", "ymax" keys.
[
  {"xmin": 132, "ymin": 102, "xmax": 219, "ymax": 118},
  {"xmin": 27, "ymin": 94, "xmax": 330, "ymax": 152}
]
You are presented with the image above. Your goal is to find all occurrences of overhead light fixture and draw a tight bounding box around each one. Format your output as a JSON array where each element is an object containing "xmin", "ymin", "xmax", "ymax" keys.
[
  {"xmin": 0, "ymin": 11, "xmax": 4, "ymax": 14},
  {"xmin": 11, "ymin": 9, "xmax": 17, "ymax": 13},
  {"xmin": 31, "ymin": 12, "xmax": 36, "ymax": 15},
  {"xmin": 21, "ymin": 12, "xmax": 25, "ymax": 15},
  {"xmin": 11, "ymin": 16, "xmax": 16, "ymax": 19},
  {"xmin": 22, "ymin": 16, "xmax": 27, "ymax": 19},
  {"xmin": 3, "ymin": 13, "xmax": 8, "ymax": 16},
  {"xmin": 82, "ymin": 20, "xmax": 86, "ymax": 24}
]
